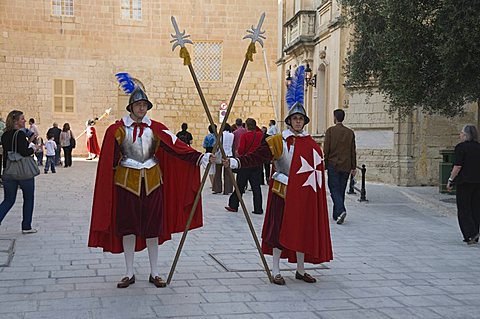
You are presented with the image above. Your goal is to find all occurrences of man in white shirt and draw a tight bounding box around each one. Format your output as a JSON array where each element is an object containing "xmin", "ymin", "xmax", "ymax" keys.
[{"xmin": 267, "ymin": 119, "xmax": 278, "ymax": 136}]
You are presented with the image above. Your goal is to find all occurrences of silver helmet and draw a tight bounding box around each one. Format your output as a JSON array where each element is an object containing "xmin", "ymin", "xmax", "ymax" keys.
[
  {"xmin": 285, "ymin": 102, "xmax": 310, "ymax": 126},
  {"xmin": 126, "ymin": 86, "xmax": 153, "ymax": 112}
]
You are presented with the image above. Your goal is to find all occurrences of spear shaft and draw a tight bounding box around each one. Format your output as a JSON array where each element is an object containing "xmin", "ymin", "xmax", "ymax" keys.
[{"xmin": 167, "ymin": 54, "xmax": 272, "ymax": 285}]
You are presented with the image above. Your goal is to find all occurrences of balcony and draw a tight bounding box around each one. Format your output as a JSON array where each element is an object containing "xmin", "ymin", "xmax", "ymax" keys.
[{"xmin": 283, "ymin": 10, "xmax": 316, "ymax": 55}]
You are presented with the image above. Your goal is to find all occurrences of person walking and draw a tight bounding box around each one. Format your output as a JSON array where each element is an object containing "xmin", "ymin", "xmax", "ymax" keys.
[
  {"xmin": 267, "ymin": 119, "xmax": 278, "ymax": 136},
  {"xmin": 28, "ymin": 118, "xmax": 40, "ymax": 140},
  {"xmin": 203, "ymin": 124, "xmax": 216, "ymax": 188},
  {"xmin": 89, "ymin": 79, "xmax": 212, "ymax": 288},
  {"xmin": 324, "ymin": 109, "xmax": 357, "ymax": 225},
  {"xmin": 47, "ymin": 122, "xmax": 62, "ymax": 166},
  {"xmin": 0, "ymin": 110, "xmax": 38, "ymax": 234},
  {"xmin": 447, "ymin": 125, "xmax": 480, "ymax": 245},
  {"xmin": 222, "ymin": 103, "xmax": 333, "ymax": 284},
  {"xmin": 225, "ymin": 118, "xmax": 264, "ymax": 214},
  {"xmin": 86, "ymin": 119, "xmax": 100, "ymax": 160},
  {"xmin": 176, "ymin": 122, "xmax": 193, "ymax": 146},
  {"xmin": 44, "ymin": 133, "xmax": 57, "ymax": 174},
  {"xmin": 60, "ymin": 123, "xmax": 74, "ymax": 168},
  {"xmin": 0, "ymin": 116, "xmax": 5, "ymax": 181},
  {"xmin": 212, "ymin": 123, "xmax": 234, "ymax": 195},
  {"xmin": 34, "ymin": 136, "xmax": 44, "ymax": 166},
  {"xmin": 232, "ymin": 118, "xmax": 247, "ymax": 157}
]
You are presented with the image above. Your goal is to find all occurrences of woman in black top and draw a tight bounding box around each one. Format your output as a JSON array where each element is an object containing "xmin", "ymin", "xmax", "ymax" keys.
[
  {"xmin": 0, "ymin": 110, "xmax": 38, "ymax": 234},
  {"xmin": 447, "ymin": 125, "xmax": 480, "ymax": 245}
]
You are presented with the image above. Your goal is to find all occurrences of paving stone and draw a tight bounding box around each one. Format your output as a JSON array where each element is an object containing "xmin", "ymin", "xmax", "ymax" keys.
[
  {"xmin": 2, "ymin": 161, "xmax": 480, "ymax": 318},
  {"xmin": 350, "ymin": 297, "xmax": 404, "ymax": 308},
  {"xmin": 316, "ymin": 309, "xmax": 391, "ymax": 319},
  {"xmin": 377, "ymin": 307, "xmax": 443, "ymax": 319}
]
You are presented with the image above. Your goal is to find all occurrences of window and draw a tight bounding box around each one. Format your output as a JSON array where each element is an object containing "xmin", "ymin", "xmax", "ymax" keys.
[
  {"xmin": 121, "ymin": 0, "xmax": 142, "ymax": 20},
  {"xmin": 53, "ymin": 79, "xmax": 75, "ymax": 113},
  {"xmin": 52, "ymin": 0, "xmax": 74, "ymax": 16},
  {"xmin": 194, "ymin": 41, "xmax": 223, "ymax": 82}
]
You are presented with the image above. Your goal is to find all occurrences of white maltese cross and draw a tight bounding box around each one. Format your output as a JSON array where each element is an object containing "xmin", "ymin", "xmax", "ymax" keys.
[{"xmin": 296, "ymin": 149, "xmax": 323, "ymax": 192}]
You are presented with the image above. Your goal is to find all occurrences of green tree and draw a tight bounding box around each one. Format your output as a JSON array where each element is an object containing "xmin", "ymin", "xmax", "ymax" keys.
[{"xmin": 341, "ymin": 0, "xmax": 480, "ymax": 117}]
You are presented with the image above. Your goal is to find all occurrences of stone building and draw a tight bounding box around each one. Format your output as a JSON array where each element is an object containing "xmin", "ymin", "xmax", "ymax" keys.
[
  {"xmin": 276, "ymin": 0, "xmax": 479, "ymax": 186},
  {"xmin": 0, "ymin": 0, "xmax": 277, "ymax": 153}
]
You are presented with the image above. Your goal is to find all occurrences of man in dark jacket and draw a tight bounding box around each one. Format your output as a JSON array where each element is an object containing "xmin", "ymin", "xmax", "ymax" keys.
[
  {"xmin": 47, "ymin": 122, "xmax": 62, "ymax": 165},
  {"xmin": 324, "ymin": 109, "xmax": 357, "ymax": 224},
  {"xmin": 176, "ymin": 122, "xmax": 193, "ymax": 146}
]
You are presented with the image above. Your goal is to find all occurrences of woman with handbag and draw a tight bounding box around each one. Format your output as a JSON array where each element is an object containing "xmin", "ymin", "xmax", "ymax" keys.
[
  {"xmin": 60, "ymin": 123, "xmax": 74, "ymax": 167},
  {"xmin": 0, "ymin": 110, "xmax": 39, "ymax": 234}
]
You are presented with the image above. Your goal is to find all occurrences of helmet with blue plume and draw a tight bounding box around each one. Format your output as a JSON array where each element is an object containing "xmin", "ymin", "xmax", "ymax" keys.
[
  {"xmin": 115, "ymin": 73, "xmax": 153, "ymax": 112},
  {"xmin": 284, "ymin": 65, "xmax": 310, "ymax": 126}
]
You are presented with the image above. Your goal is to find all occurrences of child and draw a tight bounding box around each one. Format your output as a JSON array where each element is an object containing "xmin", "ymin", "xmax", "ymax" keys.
[
  {"xmin": 44, "ymin": 133, "xmax": 57, "ymax": 174},
  {"xmin": 35, "ymin": 136, "xmax": 44, "ymax": 166}
]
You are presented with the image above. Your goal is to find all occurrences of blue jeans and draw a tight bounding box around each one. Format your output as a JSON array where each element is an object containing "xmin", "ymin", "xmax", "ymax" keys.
[
  {"xmin": 45, "ymin": 155, "xmax": 56, "ymax": 173},
  {"xmin": 0, "ymin": 178, "xmax": 35, "ymax": 230},
  {"xmin": 327, "ymin": 165, "xmax": 350, "ymax": 220}
]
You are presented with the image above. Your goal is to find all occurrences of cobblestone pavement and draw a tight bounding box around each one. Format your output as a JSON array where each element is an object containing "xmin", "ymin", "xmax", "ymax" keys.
[{"xmin": 0, "ymin": 160, "xmax": 479, "ymax": 319}]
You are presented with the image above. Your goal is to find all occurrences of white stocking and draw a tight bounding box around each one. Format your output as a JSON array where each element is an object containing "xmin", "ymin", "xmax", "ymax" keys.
[
  {"xmin": 272, "ymin": 248, "xmax": 281, "ymax": 277},
  {"xmin": 122, "ymin": 234, "xmax": 135, "ymax": 278},
  {"xmin": 146, "ymin": 238, "xmax": 159, "ymax": 278},
  {"xmin": 296, "ymin": 251, "xmax": 305, "ymax": 275}
]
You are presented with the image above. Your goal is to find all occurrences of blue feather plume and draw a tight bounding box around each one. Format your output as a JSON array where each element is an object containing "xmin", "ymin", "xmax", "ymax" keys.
[
  {"xmin": 285, "ymin": 65, "xmax": 305, "ymax": 110},
  {"xmin": 115, "ymin": 72, "xmax": 136, "ymax": 94}
]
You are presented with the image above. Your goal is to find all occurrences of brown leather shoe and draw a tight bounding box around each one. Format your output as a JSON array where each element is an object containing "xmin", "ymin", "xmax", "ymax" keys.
[
  {"xmin": 272, "ymin": 274, "xmax": 286, "ymax": 285},
  {"xmin": 149, "ymin": 275, "xmax": 167, "ymax": 288},
  {"xmin": 117, "ymin": 275, "xmax": 135, "ymax": 288},
  {"xmin": 295, "ymin": 271, "xmax": 317, "ymax": 283}
]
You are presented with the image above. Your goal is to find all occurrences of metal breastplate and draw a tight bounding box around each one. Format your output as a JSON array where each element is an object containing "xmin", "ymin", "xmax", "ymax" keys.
[
  {"xmin": 119, "ymin": 126, "xmax": 159, "ymax": 169},
  {"xmin": 272, "ymin": 139, "xmax": 293, "ymax": 185}
]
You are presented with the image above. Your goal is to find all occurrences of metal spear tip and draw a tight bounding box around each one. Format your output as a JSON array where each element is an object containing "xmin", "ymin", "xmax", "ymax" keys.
[
  {"xmin": 105, "ymin": 108, "xmax": 112, "ymax": 115},
  {"xmin": 170, "ymin": 16, "xmax": 193, "ymax": 51},
  {"xmin": 242, "ymin": 12, "xmax": 266, "ymax": 47}
]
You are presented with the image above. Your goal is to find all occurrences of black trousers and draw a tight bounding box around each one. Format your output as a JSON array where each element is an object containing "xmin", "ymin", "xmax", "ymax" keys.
[
  {"xmin": 456, "ymin": 182, "xmax": 480, "ymax": 241},
  {"xmin": 62, "ymin": 146, "xmax": 73, "ymax": 167},
  {"xmin": 228, "ymin": 166, "xmax": 263, "ymax": 213}
]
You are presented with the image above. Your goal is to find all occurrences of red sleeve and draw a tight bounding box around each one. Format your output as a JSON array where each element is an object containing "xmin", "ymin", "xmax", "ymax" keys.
[{"xmin": 238, "ymin": 140, "xmax": 273, "ymax": 168}]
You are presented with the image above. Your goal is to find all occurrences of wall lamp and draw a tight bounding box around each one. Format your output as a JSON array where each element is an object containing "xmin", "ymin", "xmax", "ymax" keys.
[
  {"xmin": 305, "ymin": 63, "xmax": 316, "ymax": 88},
  {"xmin": 285, "ymin": 65, "xmax": 292, "ymax": 87}
]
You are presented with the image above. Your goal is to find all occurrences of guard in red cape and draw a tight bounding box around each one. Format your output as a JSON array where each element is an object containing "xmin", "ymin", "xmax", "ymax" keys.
[
  {"xmin": 88, "ymin": 74, "xmax": 213, "ymax": 288},
  {"xmin": 224, "ymin": 103, "xmax": 333, "ymax": 285},
  {"xmin": 222, "ymin": 66, "xmax": 333, "ymax": 285}
]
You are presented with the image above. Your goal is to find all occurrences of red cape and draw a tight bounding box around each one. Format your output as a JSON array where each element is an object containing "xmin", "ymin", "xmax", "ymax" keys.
[
  {"xmin": 86, "ymin": 127, "xmax": 101, "ymax": 155},
  {"xmin": 88, "ymin": 119, "xmax": 203, "ymax": 253},
  {"xmin": 262, "ymin": 135, "xmax": 333, "ymax": 264}
]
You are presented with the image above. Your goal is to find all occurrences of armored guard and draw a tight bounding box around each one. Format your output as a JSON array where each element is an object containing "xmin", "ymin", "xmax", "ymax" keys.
[
  {"xmin": 89, "ymin": 76, "xmax": 211, "ymax": 288},
  {"xmin": 224, "ymin": 67, "xmax": 333, "ymax": 285}
]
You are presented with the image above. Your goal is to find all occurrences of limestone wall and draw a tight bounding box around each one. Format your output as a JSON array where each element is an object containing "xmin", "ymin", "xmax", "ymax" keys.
[
  {"xmin": 347, "ymin": 89, "xmax": 478, "ymax": 186},
  {"xmin": 0, "ymin": 0, "xmax": 278, "ymax": 154}
]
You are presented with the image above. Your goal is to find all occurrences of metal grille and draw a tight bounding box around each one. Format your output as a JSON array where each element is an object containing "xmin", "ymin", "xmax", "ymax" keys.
[
  {"xmin": 121, "ymin": 0, "xmax": 142, "ymax": 20},
  {"xmin": 52, "ymin": 0, "xmax": 74, "ymax": 16},
  {"xmin": 194, "ymin": 41, "xmax": 223, "ymax": 82}
]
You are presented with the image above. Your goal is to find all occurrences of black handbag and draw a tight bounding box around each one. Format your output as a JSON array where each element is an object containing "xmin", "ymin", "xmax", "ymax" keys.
[
  {"xmin": 3, "ymin": 130, "xmax": 40, "ymax": 180},
  {"xmin": 70, "ymin": 135, "xmax": 76, "ymax": 149}
]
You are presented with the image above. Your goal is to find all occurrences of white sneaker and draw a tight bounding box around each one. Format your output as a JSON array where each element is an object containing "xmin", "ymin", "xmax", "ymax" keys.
[
  {"xmin": 22, "ymin": 228, "xmax": 38, "ymax": 234},
  {"xmin": 336, "ymin": 212, "xmax": 347, "ymax": 225}
]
